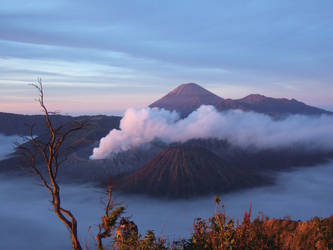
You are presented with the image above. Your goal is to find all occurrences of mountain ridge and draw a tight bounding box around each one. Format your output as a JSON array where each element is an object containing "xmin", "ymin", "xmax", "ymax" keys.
[{"xmin": 150, "ymin": 83, "xmax": 332, "ymax": 117}]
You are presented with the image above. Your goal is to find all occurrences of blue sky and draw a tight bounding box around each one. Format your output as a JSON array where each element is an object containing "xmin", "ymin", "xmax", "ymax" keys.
[{"xmin": 1, "ymin": 0, "xmax": 332, "ymax": 114}]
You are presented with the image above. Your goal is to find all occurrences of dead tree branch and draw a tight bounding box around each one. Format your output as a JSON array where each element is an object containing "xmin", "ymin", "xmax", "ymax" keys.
[{"xmin": 19, "ymin": 79, "xmax": 87, "ymax": 250}]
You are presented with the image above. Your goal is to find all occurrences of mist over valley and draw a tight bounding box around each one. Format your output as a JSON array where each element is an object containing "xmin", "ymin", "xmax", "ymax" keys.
[{"xmin": 1, "ymin": 134, "xmax": 333, "ymax": 249}]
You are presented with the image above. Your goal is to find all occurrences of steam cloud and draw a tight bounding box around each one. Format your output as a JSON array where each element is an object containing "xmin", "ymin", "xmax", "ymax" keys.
[{"xmin": 90, "ymin": 106, "xmax": 333, "ymax": 159}]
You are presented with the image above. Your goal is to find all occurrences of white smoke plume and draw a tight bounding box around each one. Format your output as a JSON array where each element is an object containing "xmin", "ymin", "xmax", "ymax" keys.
[{"xmin": 90, "ymin": 105, "xmax": 333, "ymax": 159}]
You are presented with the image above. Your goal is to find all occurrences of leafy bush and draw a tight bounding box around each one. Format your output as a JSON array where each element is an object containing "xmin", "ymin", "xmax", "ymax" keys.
[{"xmin": 97, "ymin": 197, "xmax": 333, "ymax": 249}]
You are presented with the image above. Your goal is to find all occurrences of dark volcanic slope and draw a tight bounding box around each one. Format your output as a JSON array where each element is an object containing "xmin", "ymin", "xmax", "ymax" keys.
[
  {"xmin": 149, "ymin": 83, "xmax": 223, "ymax": 117},
  {"xmin": 116, "ymin": 146, "xmax": 265, "ymax": 198}
]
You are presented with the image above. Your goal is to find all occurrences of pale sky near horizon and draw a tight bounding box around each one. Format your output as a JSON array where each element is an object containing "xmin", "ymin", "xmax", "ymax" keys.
[{"xmin": 1, "ymin": 0, "xmax": 333, "ymax": 115}]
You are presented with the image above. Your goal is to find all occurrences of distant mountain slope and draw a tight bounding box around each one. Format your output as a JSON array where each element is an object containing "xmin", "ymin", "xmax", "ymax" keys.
[
  {"xmin": 149, "ymin": 83, "xmax": 332, "ymax": 117},
  {"xmin": 0, "ymin": 114, "xmax": 122, "ymax": 181},
  {"xmin": 0, "ymin": 112, "xmax": 121, "ymax": 137},
  {"xmin": 0, "ymin": 112, "xmax": 74, "ymax": 136},
  {"xmin": 115, "ymin": 146, "xmax": 264, "ymax": 198},
  {"xmin": 149, "ymin": 83, "xmax": 224, "ymax": 117},
  {"xmin": 234, "ymin": 94, "xmax": 331, "ymax": 116}
]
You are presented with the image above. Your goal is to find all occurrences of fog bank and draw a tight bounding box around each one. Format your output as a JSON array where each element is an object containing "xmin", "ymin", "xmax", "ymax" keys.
[
  {"xmin": 1, "ymin": 162, "xmax": 333, "ymax": 249},
  {"xmin": 0, "ymin": 134, "xmax": 23, "ymax": 159},
  {"xmin": 91, "ymin": 106, "xmax": 333, "ymax": 159},
  {"xmin": 0, "ymin": 135, "xmax": 333, "ymax": 249}
]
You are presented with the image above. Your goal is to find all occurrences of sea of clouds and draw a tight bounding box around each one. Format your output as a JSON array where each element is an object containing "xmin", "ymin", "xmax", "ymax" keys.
[
  {"xmin": 0, "ymin": 134, "xmax": 24, "ymax": 159},
  {"xmin": 91, "ymin": 106, "xmax": 333, "ymax": 159},
  {"xmin": 1, "ymin": 122, "xmax": 333, "ymax": 250}
]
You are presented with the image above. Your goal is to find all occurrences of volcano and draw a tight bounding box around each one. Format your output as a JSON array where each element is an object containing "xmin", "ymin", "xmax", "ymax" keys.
[
  {"xmin": 149, "ymin": 83, "xmax": 224, "ymax": 117},
  {"xmin": 149, "ymin": 83, "xmax": 332, "ymax": 117},
  {"xmin": 115, "ymin": 146, "xmax": 264, "ymax": 198}
]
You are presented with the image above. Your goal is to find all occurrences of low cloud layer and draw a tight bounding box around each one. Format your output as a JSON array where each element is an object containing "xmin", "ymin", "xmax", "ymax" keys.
[
  {"xmin": 1, "ymin": 162, "xmax": 333, "ymax": 249},
  {"xmin": 1, "ymin": 132, "xmax": 333, "ymax": 249},
  {"xmin": 0, "ymin": 134, "xmax": 23, "ymax": 160},
  {"xmin": 91, "ymin": 106, "xmax": 333, "ymax": 159}
]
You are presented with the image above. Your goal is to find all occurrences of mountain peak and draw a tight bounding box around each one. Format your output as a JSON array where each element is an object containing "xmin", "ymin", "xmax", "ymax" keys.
[
  {"xmin": 149, "ymin": 83, "xmax": 224, "ymax": 117},
  {"xmin": 239, "ymin": 94, "xmax": 268, "ymax": 104},
  {"xmin": 169, "ymin": 83, "xmax": 211, "ymax": 96}
]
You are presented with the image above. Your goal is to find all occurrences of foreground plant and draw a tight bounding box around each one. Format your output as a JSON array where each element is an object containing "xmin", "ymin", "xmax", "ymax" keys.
[
  {"xmin": 95, "ymin": 186, "xmax": 125, "ymax": 250},
  {"xmin": 182, "ymin": 199, "xmax": 333, "ymax": 250}
]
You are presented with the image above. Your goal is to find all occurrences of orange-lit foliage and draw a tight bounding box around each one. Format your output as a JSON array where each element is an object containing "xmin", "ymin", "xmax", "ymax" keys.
[
  {"xmin": 102, "ymin": 200, "xmax": 332, "ymax": 249},
  {"xmin": 182, "ymin": 202, "xmax": 333, "ymax": 250}
]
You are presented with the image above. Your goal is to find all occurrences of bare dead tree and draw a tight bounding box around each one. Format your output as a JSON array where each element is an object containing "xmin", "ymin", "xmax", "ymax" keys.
[{"xmin": 19, "ymin": 79, "xmax": 87, "ymax": 250}]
